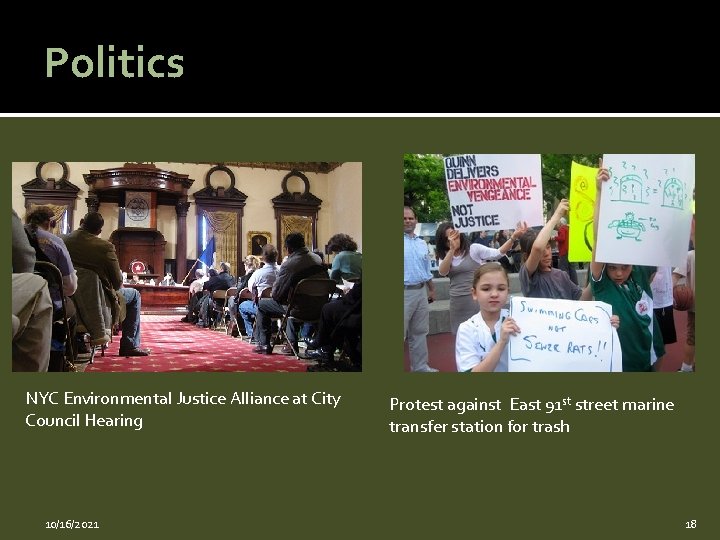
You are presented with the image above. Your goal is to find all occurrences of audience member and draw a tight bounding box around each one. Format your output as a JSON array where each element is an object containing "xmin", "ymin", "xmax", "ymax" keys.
[
  {"xmin": 12, "ymin": 209, "xmax": 36, "ymax": 273},
  {"xmin": 238, "ymin": 244, "xmax": 279, "ymax": 339},
  {"xmin": 236, "ymin": 256, "xmax": 260, "ymax": 294},
  {"xmin": 63, "ymin": 212, "xmax": 149, "ymax": 357},
  {"xmin": 306, "ymin": 281, "xmax": 361, "ymax": 371},
  {"xmin": 12, "ymin": 210, "xmax": 52, "ymax": 371},
  {"xmin": 327, "ymin": 233, "xmax": 362, "ymax": 282},
  {"xmin": 253, "ymin": 233, "xmax": 326, "ymax": 355},
  {"xmin": 197, "ymin": 262, "xmax": 235, "ymax": 327},
  {"xmin": 181, "ymin": 269, "xmax": 208, "ymax": 323},
  {"xmin": 224, "ymin": 257, "xmax": 259, "ymax": 335},
  {"xmin": 24, "ymin": 206, "xmax": 77, "ymax": 308},
  {"xmin": 24, "ymin": 206, "xmax": 78, "ymax": 370}
]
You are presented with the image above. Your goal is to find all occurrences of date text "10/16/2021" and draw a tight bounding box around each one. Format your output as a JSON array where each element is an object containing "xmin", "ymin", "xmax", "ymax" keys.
[{"xmin": 46, "ymin": 521, "xmax": 99, "ymax": 529}]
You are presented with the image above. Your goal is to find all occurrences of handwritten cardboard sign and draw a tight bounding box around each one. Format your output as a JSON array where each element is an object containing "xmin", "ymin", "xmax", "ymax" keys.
[{"xmin": 508, "ymin": 296, "xmax": 621, "ymax": 372}]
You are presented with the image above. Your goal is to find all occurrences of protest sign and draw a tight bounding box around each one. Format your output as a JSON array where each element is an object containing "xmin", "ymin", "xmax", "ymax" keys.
[
  {"xmin": 444, "ymin": 154, "xmax": 543, "ymax": 231},
  {"xmin": 569, "ymin": 161, "xmax": 598, "ymax": 262},
  {"xmin": 508, "ymin": 296, "xmax": 621, "ymax": 372},
  {"xmin": 596, "ymin": 154, "xmax": 694, "ymax": 267}
]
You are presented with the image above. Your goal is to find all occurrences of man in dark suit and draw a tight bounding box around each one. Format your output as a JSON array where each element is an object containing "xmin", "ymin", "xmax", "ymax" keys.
[
  {"xmin": 63, "ymin": 212, "xmax": 149, "ymax": 357},
  {"xmin": 253, "ymin": 233, "xmax": 327, "ymax": 354}
]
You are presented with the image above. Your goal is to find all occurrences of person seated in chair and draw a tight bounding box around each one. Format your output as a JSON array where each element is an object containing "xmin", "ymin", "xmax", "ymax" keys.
[
  {"xmin": 306, "ymin": 281, "xmax": 362, "ymax": 371},
  {"xmin": 327, "ymin": 233, "xmax": 362, "ymax": 283},
  {"xmin": 23, "ymin": 206, "xmax": 78, "ymax": 370},
  {"xmin": 238, "ymin": 244, "xmax": 279, "ymax": 340},
  {"xmin": 24, "ymin": 206, "xmax": 77, "ymax": 307},
  {"xmin": 181, "ymin": 269, "xmax": 207, "ymax": 323},
  {"xmin": 226, "ymin": 256, "xmax": 260, "ymax": 335},
  {"xmin": 253, "ymin": 233, "xmax": 327, "ymax": 355},
  {"xmin": 197, "ymin": 262, "xmax": 234, "ymax": 327},
  {"xmin": 12, "ymin": 210, "xmax": 53, "ymax": 371},
  {"xmin": 63, "ymin": 211, "xmax": 150, "ymax": 357}
]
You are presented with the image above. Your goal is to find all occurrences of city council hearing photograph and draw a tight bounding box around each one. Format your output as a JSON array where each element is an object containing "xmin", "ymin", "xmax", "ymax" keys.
[{"xmin": 12, "ymin": 161, "xmax": 362, "ymax": 373}]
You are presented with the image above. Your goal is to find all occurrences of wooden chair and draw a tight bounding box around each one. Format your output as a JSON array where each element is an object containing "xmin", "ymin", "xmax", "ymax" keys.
[{"xmin": 220, "ymin": 287, "xmax": 238, "ymax": 334}]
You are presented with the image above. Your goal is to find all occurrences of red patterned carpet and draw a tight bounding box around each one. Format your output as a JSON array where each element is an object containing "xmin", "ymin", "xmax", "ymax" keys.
[{"xmin": 84, "ymin": 316, "xmax": 311, "ymax": 373}]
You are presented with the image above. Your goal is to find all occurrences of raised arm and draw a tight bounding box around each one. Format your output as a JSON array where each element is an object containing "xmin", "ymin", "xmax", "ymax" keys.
[
  {"xmin": 525, "ymin": 200, "xmax": 568, "ymax": 276},
  {"xmin": 499, "ymin": 222, "xmax": 528, "ymax": 255},
  {"xmin": 437, "ymin": 229, "xmax": 460, "ymax": 276}
]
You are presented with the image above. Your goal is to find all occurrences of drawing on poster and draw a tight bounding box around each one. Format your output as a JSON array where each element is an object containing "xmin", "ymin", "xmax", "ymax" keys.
[
  {"xmin": 662, "ymin": 175, "xmax": 685, "ymax": 209},
  {"xmin": 569, "ymin": 161, "xmax": 599, "ymax": 262},
  {"xmin": 606, "ymin": 163, "xmax": 688, "ymax": 210},
  {"xmin": 596, "ymin": 154, "xmax": 694, "ymax": 267},
  {"xmin": 607, "ymin": 211, "xmax": 646, "ymax": 241}
]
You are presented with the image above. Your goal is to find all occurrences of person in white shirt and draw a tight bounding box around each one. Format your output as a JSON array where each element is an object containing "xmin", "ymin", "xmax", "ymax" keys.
[
  {"xmin": 455, "ymin": 263, "xmax": 520, "ymax": 372},
  {"xmin": 240, "ymin": 244, "xmax": 279, "ymax": 340}
]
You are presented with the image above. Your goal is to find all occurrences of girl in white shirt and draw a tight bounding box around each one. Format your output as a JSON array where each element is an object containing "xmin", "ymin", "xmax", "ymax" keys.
[{"xmin": 455, "ymin": 263, "xmax": 520, "ymax": 372}]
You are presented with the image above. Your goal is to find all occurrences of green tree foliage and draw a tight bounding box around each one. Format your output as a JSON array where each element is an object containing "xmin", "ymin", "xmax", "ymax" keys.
[
  {"xmin": 403, "ymin": 154, "xmax": 447, "ymax": 222},
  {"xmin": 404, "ymin": 153, "xmax": 602, "ymax": 220},
  {"xmin": 541, "ymin": 154, "xmax": 601, "ymax": 212}
]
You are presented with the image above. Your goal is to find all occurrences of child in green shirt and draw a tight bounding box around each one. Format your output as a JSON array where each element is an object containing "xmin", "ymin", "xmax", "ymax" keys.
[{"xmin": 590, "ymin": 162, "xmax": 665, "ymax": 371}]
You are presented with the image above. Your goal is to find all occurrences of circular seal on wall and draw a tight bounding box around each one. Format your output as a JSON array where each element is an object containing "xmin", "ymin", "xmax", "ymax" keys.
[
  {"xmin": 127, "ymin": 197, "xmax": 150, "ymax": 221},
  {"xmin": 130, "ymin": 260, "xmax": 147, "ymax": 274}
]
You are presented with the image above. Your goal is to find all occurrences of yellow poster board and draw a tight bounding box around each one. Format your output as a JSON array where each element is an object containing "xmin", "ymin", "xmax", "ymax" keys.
[{"xmin": 569, "ymin": 161, "xmax": 599, "ymax": 262}]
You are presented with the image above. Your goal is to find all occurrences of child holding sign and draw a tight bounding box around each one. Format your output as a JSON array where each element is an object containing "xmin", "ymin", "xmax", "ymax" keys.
[
  {"xmin": 592, "ymin": 165, "xmax": 665, "ymax": 371},
  {"xmin": 519, "ymin": 199, "xmax": 592, "ymax": 301},
  {"xmin": 455, "ymin": 263, "xmax": 521, "ymax": 372}
]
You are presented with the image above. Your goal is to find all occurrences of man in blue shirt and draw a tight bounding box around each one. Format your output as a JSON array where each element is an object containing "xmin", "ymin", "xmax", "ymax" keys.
[{"xmin": 404, "ymin": 206, "xmax": 437, "ymax": 372}]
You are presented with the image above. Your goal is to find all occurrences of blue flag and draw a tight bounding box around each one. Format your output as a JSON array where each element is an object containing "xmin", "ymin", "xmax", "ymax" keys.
[{"xmin": 198, "ymin": 237, "xmax": 215, "ymax": 266}]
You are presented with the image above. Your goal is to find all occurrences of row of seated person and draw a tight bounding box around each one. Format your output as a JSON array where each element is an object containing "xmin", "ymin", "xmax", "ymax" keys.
[
  {"xmin": 13, "ymin": 208, "xmax": 146, "ymax": 371},
  {"xmin": 33, "ymin": 261, "xmax": 120, "ymax": 369},
  {"xmin": 255, "ymin": 277, "xmax": 361, "ymax": 371},
  {"xmin": 186, "ymin": 276, "xmax": 361, "ymax": 371},
  {"xmin": 31, "ymin": 246, "xmax": 150, "ymax": 367},
  {"xmin": 305, "ymin": 280, "xmax": 361, "ymax": 371}
]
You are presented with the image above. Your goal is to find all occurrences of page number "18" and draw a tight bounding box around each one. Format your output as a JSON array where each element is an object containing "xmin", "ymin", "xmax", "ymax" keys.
[{"xmin": 685, "ymin": 520, "xmax": 696, "ymax": 529}]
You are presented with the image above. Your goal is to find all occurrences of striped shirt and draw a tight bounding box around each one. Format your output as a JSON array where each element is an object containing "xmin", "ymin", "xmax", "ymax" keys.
[{"xmin": 404, "ymin": 233, "xmax": 432, "ymax": 286}]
